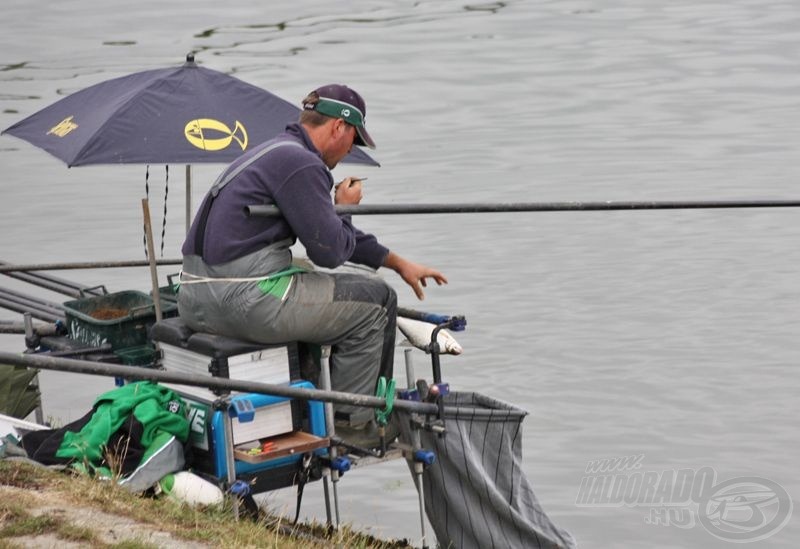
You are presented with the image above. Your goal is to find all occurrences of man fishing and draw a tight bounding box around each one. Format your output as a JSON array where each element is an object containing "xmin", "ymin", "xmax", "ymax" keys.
[{"xmin": 178, "ymin": 84, "xmax": 447, "ymax": 445}]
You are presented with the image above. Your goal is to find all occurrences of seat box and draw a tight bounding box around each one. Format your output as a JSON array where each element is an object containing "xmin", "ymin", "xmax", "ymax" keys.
[
  {"xmin": 182, "ymin": 391, "xmax": 301, "ymax": 452},
  {"xmin": 150, "ymin": 317, "xmax": 301, "ymax": 400},
  {"xmin": 179, "ymin": 381, "xmax": 327, "ymax": 491},
  {"xmin": 150, "ymin": 318, "xmax": 327, "ymax": 491}
]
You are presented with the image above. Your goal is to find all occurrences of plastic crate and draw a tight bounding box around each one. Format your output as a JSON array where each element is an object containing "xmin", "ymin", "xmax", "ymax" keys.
[
  {"xmin": 155, "ymin": 285, "xmax": 178, "ymax": 303},
  {"xmin": 150, "ymin": 274, "xmax": 180, "ymax": 318},
  {"xmin": 114, "ymin": 344, "xmax": 158, "ymax": 366},
  {"xmin": 63, "ymin": 290, "xmax": 175, "ymax": 350},
  {"xmin": 156, "ymin": 273, "xmax": 180, "ymax": 302}
]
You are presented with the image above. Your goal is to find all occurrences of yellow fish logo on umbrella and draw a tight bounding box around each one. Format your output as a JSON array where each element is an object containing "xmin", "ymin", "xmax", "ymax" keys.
[
  {"xmin": 184, "ymin": 119, "xmax": 248, "ymax": 151},
  {"xmin": 47, "ymin": 116, "xmax": 79, "ymax": 137}
]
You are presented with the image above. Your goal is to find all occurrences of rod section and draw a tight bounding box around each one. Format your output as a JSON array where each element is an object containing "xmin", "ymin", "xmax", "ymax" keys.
[
  {"xmin": 0, "ymin": 288, "xmax": 65, "ymax": 321},
  {"xmin": 0, "ymin": 351, "xmax": 439, "ymax": 415},
  {"xmin": 0, "ymin": 259, "xmax": 182, "ymax": 273},
  {"xmin": 0, "ymin": 321, "xmax": 60, "ymax": 336},
  {"xmin": 247, "ymin": 199, "xmax": 800, "ymax": 217},
  {"xmin": 4, "ymin": 199, "xmax": 798, "ymax": 274},
  {"xmin": 0, "ymin": 261, "xmax": 105, "ymax": 297},
  {"xmin": 0, "ymin": 287, "xmax": 64, "ymax": 312}
]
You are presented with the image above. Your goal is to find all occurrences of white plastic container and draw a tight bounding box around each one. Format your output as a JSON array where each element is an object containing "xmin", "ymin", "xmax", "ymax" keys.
[{"xmin": 158, "ymin": 471, "xmax": 224, "ymax": 506}]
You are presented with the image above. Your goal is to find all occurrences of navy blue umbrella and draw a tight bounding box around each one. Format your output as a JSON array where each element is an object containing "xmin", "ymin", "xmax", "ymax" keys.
[{"xmin": 2, "ymin": 54, "xmax": 378, "ymax": 167}]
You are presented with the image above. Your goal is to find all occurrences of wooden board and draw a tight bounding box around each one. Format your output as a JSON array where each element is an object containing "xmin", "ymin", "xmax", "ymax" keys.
[{"xmin": 233, "ymin": 431, "xmax": 329, "ymax": 463}]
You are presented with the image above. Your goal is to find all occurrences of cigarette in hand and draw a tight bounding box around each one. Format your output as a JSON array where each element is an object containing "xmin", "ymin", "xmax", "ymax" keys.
[{"xmin": 337, "ymin": 177, "xmax": 368, "ymax": 190}]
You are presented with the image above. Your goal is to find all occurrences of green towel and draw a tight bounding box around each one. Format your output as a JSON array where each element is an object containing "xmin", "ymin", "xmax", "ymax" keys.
[{"xmin": 56, "ymin": 381, "xmax": 188, "ymax": 463}]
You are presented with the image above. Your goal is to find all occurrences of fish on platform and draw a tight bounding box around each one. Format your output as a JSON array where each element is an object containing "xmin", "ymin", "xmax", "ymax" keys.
[{"xmin": 397, "ymin": 316, "xmax": 463, "ymax": 355}]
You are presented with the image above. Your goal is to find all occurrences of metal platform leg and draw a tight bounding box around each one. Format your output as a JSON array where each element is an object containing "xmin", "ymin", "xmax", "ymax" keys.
[
  {"xmin": 23, "ymin": 313, "xmax": 45, "ymax": 425},
  {"xmin": 404, "ymin": 349, "xmax": 429, "ymax": 548},
  {"xmin": 319, "ymin": 345, "xmax": 341, "ymax": 530},
  {"xmin": 222, "ymin": 400, "xmax": 240, "ymax": 520}
]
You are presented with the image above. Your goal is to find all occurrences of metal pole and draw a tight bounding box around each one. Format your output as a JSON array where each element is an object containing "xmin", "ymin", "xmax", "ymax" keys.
[
  {"xmin": 0, "ymin": 259, "xmax": 182, "ymax": 273},
  {"xmin": 22, "ymin": 313, "xmax": 46, "ymax": 424},
  {"xmin": 0, "ymin": 296, "xmax": 63, "ymax": 323},
  {"xmin": 246, "ymin": 198, "xmax": 800, "ymax": 217},
  {"xmin": 0, "ymin": 321, "xmax": 60, "ymax": 336},
  {"xmin": 318, "ymin": 346, "xmax": 340, "ymax": 529},
  {"xmin": 1, "ymin": 352, "xmax": 520, "ymax": 417},
  {"xmin": 185, "ymin": 165, "xmax": 192, "ymax": 236},
  {"xmin": 0, "ymin": 351, "xmax": 442, "ymax": 415},
  {"xmin": 404, "ymin": 348, "xmax": 416, "ymax": 391},
  {"xmin": 0, "ymin": 288, "xmax": 64, "ymax": 318},
  {"xmin": 223, "ymin": 407, "xmax": 240, "ymax": 520},
  {"xmin": 141, "ymin": 198, "xmax": 162, "ymax": 321},
  {"xmin": 0, "ymin": 287, "xmax": 64, "ymax": 313},
  {"xmin": 322, "ymin": 475, "xmax": 333, "ymax": 527},
  {"xmin": 6, "ymin": 198, "xmax": 798, "ymax": 275},
  {"xmin": 0, "ymin": 261, "xmax": 105, "ymax": 298},
  {"xmin": 405, "ymin": 349, "xmax": 429, "ymax": 549},
  {"xmin": 22, "ymin": 312, "xmax": 35, "ymax": 350}
]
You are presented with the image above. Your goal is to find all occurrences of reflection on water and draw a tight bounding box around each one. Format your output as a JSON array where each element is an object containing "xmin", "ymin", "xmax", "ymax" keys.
[{"xmin": 1, "ymin": 1, "xmax": 798, "ymax": 547}]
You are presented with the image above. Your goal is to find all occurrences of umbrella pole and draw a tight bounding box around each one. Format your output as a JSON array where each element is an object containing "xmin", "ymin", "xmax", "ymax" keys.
[
  {"xmin": 141, "ymin": 198, "xmax": 163, "ymax": 321},
  {"xmin": 185, "ymin": 164, "xmax": 192, "ymax": 235}
]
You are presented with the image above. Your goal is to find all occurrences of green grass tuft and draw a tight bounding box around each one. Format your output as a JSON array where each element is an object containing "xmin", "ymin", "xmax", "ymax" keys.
[
  {"xmin": 0, "ymin": 514, "xmax": 61, "ymax": 537},
  {"xmin": 0, "ymin": 460, "xmax": 411, "ymax": 548}
]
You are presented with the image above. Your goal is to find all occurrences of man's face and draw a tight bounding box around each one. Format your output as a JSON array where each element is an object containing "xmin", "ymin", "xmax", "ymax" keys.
[{"xmin": 322, "ymin": 119, "xmax": 357, "ymax": 169}]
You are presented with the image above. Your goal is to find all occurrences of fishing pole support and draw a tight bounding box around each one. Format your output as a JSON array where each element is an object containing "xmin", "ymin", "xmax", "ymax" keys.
[
  {"xmin": 401, "ymin": 348, "xmax": 436, "ymax": 549},
  {"xmin": 374, "ymin": 376, "xmax": 396, "ymax": 426},
  {"xmin": 313, "ymin": 449, "xmax": 352, "ymax": 473},
  {"xmin": 318, "ymin": 345, "xmax": 341, "ymax": 530},
  {"xmin": 228, "ymin": 480, "xmax": 260, "ymax": 520},
  {"xmin": 21, "ymin": 313, "xmax": 67, "ymax": 349},
  {"xmin": 424, "ymin": 314, "xmax": 466, "ymax": 431},
  {"xmin": 397, "ymin": 312, "xmax": 466, "ymax": 435},
  {"xmin": 390, "ymin": 441, "xmax": 436, "ymax": 467},
  {"xmin": 23, "ymin": 313, "xmax": 38, "ymax": 350},
  {"xmin": 427, "ymin": 314, "xmax": 466, "ymax": 384}
]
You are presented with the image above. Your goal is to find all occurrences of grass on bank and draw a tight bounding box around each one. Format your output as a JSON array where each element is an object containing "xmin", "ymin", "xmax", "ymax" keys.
[{"xmin": 0, "ymin": 459, "xmax": 412, "ymax": 548}]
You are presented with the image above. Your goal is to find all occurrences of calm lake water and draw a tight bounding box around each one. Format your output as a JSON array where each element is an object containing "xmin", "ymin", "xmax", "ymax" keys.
[{"xmin": 1, "ymin": 1, "xmax": 798, "ymax": 547}]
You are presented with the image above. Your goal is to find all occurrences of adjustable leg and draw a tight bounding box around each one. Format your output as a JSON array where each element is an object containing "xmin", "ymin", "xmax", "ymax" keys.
[
  {"xmin": 23, "ymin": 313, "xmax": 45, "ymax": 424},
  {"xmin": 318, "ymin": 345, "xmax": 340, "ymax": 529},
  {"xmin": 222, "ymin": 401, "xmax": 240, "ymax": 520},
  {"xmin": 404, "ymin": 349, "xmax": 429, "ymax": 549}
]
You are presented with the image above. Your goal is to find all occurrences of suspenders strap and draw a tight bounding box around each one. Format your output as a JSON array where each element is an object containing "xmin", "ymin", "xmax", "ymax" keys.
[{"xmin": 194, "ymin": 140, "xmax": 304, "ymax": 257}]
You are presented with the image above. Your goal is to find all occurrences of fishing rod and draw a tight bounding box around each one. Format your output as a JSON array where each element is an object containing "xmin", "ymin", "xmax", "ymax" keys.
[
  {"xmin": 0, "ymin": 298, "xmax": 62, "ymax": 323},
  {"xmin": 0, "ymin": 259, "xmax": 182, "ymax": 273},
  {"xmin": 0, "ymin": 320, "xmax": 60, "ymax": 336},
  {"xmin": 6, "ymin": 198, "xmax": 799, "ymax": 274},
  {"xmin": 0, "ymin": 287, "xmax": 65, "ymax": 313},
  {"xmin": 0, "ymin": 351, "xmax": 450, "ymax": 415},
  {"xmin": 0, "ymin": 288, "xmax": 65, "ymax": 323},
  {"xmin": 246, "ymin": 199, "xmax": 800, "ymax": 217},
  {"xmin": 0, "ymin": 260, "xmax": 107, "ymax": 297}
]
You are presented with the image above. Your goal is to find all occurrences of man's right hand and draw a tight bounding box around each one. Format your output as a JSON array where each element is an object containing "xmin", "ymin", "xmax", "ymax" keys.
[{"xmin": 334, "ymin": 177, "xmax": 363, "ymax": 205}]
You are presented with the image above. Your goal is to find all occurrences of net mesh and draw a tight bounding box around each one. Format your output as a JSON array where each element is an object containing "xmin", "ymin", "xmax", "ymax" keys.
[{"xmin": 395, "ymin": 392, "xmax": 576, "ymax": 549}]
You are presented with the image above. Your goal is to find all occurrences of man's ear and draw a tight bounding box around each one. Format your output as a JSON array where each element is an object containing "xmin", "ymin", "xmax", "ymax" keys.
[{"xmin": 332, "ymin": 118, "xmax": 347, "ymax": 137}]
